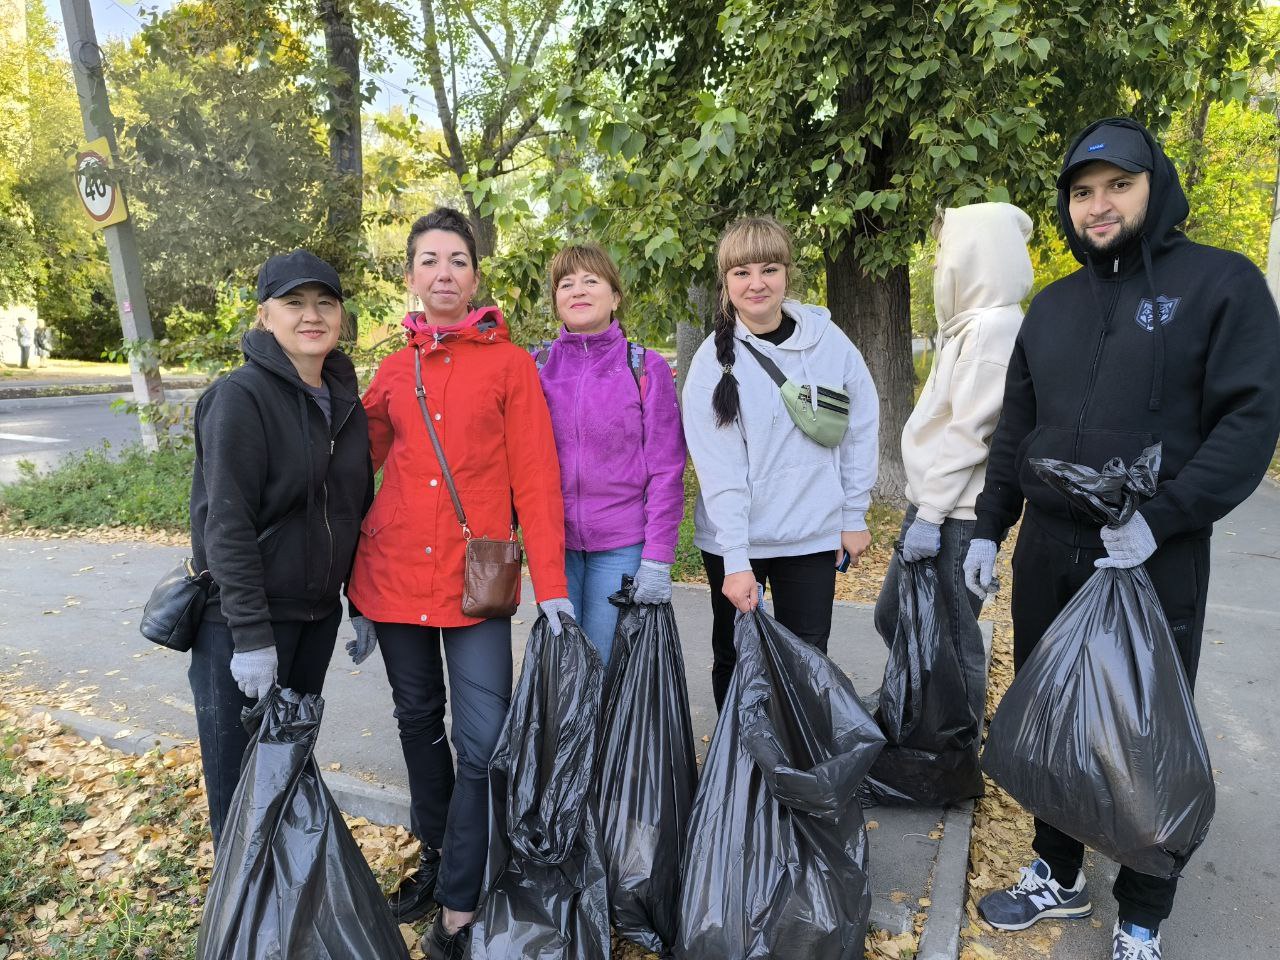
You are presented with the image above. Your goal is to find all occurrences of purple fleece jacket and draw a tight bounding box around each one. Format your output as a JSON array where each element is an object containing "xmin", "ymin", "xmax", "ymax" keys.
[{"xmin": 537, "ymin": 320, "xmax": 687, "ymax": 563}]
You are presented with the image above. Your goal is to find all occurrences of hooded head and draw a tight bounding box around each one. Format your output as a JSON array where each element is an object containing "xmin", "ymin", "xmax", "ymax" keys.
[
  {"xmin": 933, "ymin": 202, "xmax": 1034, "ymax": 335},
  {"xmin": 1055, "ymin": 117, "xmax": 1188, "ymax": 266}
]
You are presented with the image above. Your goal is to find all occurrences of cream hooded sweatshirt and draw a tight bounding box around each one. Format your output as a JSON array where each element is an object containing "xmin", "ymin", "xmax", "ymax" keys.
[{"xmin": 902, "ymin": 202, "xmax": 1033, "ymax": 524}]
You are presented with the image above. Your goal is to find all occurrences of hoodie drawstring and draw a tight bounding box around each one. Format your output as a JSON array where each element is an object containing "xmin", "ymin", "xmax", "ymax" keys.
[{"xmin": 1140, "ymin": 237, "xmax": 1164, "ymax": 411}]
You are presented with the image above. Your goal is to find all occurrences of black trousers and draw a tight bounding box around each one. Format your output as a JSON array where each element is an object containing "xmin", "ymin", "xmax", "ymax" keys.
[
  {"xmin": 376, "ymin": 618, "xmax": 513, "ymax": 912},
  {"xmin": 1010, "ymin": 514, "xmax": 1211, "ymax": 929},
  {"xmin": 188, "ymin": 608, "xmax": 340, "ymax": 850},
  {"xmin": 702, "ymin": 550, "xmax": 837, "ymax": 710}
]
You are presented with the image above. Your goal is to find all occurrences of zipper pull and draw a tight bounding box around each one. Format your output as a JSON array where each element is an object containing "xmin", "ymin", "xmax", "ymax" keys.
[
  {"xmin": 1112, "ymin": 257, "xmax": 1119, "ymax": 273},
  {"xmin": 330, "ymin": 439, "xmax": 335, "ymax": 454}
]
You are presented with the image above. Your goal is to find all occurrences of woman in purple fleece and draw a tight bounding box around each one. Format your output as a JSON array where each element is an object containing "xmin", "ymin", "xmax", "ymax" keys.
[{"xmin": 536, "ymin": 243, "xmax": 687, "ymax": 664}]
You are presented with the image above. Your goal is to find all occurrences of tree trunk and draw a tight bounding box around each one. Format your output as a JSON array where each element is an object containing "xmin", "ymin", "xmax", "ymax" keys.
[
  {"xmin": 825, "ymin": 247, "xmax": 912, "ymax": 507},
  {"xmin": 468, "ymin": 206, "xmax": 498, "ymax": 262},
  {"xmin": 318, "ymin": 0, "xmax": 362, "ymax": 267},
  {"xmin": 678, "ymin": 281, "xmax": 715, "ymax": 401},
  {"xmin": 1181, "ymin": 91, "xmax": 1212, "ymax": 233}
]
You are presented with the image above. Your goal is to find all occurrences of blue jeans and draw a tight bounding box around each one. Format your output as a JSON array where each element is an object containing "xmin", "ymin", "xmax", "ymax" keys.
[
  {"xmin": 565, "ymin": 543, "xmax": 643, "ymax": 665},
  {"xmin": 874, "ymin": 505, "xmax": 986, "ymax": 723}
]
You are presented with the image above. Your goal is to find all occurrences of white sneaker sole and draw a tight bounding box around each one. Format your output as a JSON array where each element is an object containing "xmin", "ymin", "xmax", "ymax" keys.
[{"xmin": 984, "ymin": 901, "xmax": 1095, "ymax": 931}]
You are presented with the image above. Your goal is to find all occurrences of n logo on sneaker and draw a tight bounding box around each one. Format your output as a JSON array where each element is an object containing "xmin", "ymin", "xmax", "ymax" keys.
[{"xmin": 1028, "ymin": 892, "xmax": 1059, "ymax": 911}]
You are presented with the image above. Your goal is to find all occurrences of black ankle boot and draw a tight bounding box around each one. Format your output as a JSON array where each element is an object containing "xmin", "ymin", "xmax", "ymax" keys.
[
  {"xmin": 421, "ymin": 912, "xmax": 471, "ymax": 960},
  {"xmin": 387, "ymin": 847, "xmax": 441, "ymax": 923}
]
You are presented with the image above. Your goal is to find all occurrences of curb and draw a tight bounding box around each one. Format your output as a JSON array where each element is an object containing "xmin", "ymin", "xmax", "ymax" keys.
[
  {"xmin": 915, "ymin": 799, "xmax": 975, "ymax": 960},
  {"xmin": 0, "ymin": 388, "xmax": 201, "ymax": 413}
]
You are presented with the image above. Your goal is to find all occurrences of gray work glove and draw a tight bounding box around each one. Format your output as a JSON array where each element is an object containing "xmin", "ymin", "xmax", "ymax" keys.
[
  {"xmin": 962, "ymin": 538, "xmax": 999, "ymax": 599},
  {"xmin": 346, "ymin": 616, "xmax": 379, "ymax": 665},
  {"xmin": 1096, "ymin": 513, "xmax": 1156, "ymax": 569},
  {"xmin": 230, "ymin": 645, "xmax": 277, "ymax": 700},
  {"xmin": 632, "ymin": 559, "xmax": 673, "ymax": 604},
  {"xmin": 539, "ymin": 597, "xmax": 574, "ymax": 636},
  {"xmin": 901, "ymin": 517, "xmax": 942, "ymax": 563}
]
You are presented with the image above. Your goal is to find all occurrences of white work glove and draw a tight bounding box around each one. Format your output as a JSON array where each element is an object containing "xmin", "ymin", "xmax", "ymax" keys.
[
  {"xmin": 963, "ymin": 538, "xmax": 999, "ymax": 599},
  {"xmin": 539, "ymin": 597, "xmax": 574, "ymax": 636},
  {"xmin": 230, "ymin": 646, "xmax": 277, "ymax": 700},
  {"xmin": 901, "ymin": 517, "xmax": 942, "ymax": 562},
  {"xmin": 632, "ymin": 559, "xmax": 673, "ymax": 604},
  {"xmin": 346, "ymin": 616, "xmax": 379, "ymax": 665},
  {"xmin": 1096, "ymin": 513, "xmax": 1157, "ymax": 569}
]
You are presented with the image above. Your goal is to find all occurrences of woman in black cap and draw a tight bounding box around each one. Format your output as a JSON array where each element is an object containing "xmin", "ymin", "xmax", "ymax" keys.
[{"xmin": 187, "ymin": 249, "xmax": 372, "ymax": 849}]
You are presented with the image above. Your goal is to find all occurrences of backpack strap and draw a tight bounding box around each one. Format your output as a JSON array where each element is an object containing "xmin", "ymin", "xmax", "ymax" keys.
[{"xmin": 627, "ymin": 341, "xmax": 648, "ymax": 401}]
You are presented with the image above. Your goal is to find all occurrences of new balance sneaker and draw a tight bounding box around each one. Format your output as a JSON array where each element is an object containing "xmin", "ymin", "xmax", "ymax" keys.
[
  {"xmin": 977, "ymin": 858, "xmax": 1093, "ymax": 930},
  {"xmin": 1113, "ymin": 921, "xmax": 1162, "ymax": 959}
]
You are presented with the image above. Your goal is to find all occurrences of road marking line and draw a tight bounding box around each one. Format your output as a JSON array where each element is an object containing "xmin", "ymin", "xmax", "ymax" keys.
[{"xmin": 0, "ymin": 432, "xmax": 67, "ymax": 444}]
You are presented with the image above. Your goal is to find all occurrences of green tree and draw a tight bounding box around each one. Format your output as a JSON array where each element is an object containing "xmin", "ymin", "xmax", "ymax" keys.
[{"xmin": 561, "ymin": 0, "xmax": 1268, "ymax": 501}]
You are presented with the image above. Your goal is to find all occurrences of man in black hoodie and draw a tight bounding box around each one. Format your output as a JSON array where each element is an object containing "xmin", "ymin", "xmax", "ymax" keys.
[{"xmin": 964, "ymin": 119, "xmax": 1280, "ymax": 958}]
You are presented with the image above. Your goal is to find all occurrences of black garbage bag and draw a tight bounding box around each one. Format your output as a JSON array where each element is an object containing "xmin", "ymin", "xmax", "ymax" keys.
[
  {"xmin": 196, "ymin": 687, "xmax": 409, "ymax": 960},
  {"xmin": 982, "ymin": 444, "xmax": 1216, "ymax": 878},
  {"xmin": 863, "ymin": 552, "xmax": 984, "ymax": 806},
  {"xmin": 470, "ymin": 612, "xmax": 611, "ymax": 960},
  {"xmin": 676, "ymin": 607, "xmax": 886, "ymax": 960},
  {"xmin": 594, "ymin": 578, "xmax": 696, "ymax": 956}
]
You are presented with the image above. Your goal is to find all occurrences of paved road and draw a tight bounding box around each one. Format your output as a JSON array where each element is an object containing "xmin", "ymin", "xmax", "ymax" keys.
[
  {"xmin": 0, "ymin": 545, "xmax": 949, "ymax": 935},
  {"xmin": 973, "ymin": 481, "xmax": 1280, "ymax": 958},
  {"xmin": 0, "ymin": 395, "xmax": 189, "ymax": 484}
]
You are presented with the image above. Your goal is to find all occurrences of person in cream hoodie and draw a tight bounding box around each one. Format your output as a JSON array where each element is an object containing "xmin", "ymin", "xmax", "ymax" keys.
[
  {"xmin": 875, "ymin": 202, "xmax": 1033, "ymax": 723},
  {"xmin": 683, "ymin": 216, "xmax": 879, "ymax": 709}
]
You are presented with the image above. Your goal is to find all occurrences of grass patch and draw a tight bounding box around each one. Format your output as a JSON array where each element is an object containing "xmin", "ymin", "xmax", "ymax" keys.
[{"xmin": 0, "ymin": 443, "xmax": 194, "ymax": 533}]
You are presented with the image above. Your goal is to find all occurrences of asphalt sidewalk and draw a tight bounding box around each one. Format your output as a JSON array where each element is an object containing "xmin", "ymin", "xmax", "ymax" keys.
[{"xmin": 0, "ymin": 536, "xmax": 984, "ymax": 953}]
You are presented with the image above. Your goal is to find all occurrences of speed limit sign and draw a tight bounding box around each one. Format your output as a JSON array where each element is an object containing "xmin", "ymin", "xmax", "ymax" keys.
[{"xmin": 68, "ymin": 137, "xmax": 129, "ymax": 229}]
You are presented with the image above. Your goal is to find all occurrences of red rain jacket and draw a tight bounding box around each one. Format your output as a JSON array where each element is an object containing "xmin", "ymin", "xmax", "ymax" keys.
[{"xmin": 348, "ymin": 307, "xmax": 567, "ymax": 626}]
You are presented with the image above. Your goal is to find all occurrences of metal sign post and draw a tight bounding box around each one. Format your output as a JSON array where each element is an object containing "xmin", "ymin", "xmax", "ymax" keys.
[{"xmin": 60, "ymin": 0, "xmax": 164, "ymax": 451}]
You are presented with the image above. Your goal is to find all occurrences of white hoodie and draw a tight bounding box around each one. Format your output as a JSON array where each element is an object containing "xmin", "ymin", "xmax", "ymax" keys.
[
  {"xmin": 683, "ymin": 300, "xmax": 879, "ymax": 574},
  {"xmin": 902, "ymin": 202, "xmax": 1033, "ymax": 524}
]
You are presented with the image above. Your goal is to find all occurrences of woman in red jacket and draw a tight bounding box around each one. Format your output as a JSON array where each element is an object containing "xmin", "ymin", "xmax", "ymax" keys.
[{"xmin": 343, "ymin": 207, "xmax": 572, "ymax": 959}]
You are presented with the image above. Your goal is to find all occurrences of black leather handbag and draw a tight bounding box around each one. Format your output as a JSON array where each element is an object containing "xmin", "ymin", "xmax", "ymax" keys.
[{"xmin": 140, "ymin": 558, "xmax": 213, "ymax": 652}]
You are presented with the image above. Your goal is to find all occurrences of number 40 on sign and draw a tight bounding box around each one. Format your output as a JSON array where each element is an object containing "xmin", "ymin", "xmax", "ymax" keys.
[{"xmin": 67, "ymin": 136, "xmax": 130, "ymax": 230}]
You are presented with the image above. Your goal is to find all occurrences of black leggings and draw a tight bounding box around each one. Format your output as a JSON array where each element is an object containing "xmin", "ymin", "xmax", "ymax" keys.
[
  {"xmin": 702, "ymin": 550, "xmax": 837, "ymax": 710},
  {"xmin": 1011, "ymin": 514, "xmax": 1211, "ymax": 929}
]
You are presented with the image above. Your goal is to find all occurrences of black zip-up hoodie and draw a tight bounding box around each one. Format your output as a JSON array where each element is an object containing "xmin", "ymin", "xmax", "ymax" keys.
[
  {"xmin": 975, "ymin": 117, "xmax": 1280, "ymax": 550},
  {"xmin": 190, "ymin": 328, "xmax": 373, "ymax": 652}
]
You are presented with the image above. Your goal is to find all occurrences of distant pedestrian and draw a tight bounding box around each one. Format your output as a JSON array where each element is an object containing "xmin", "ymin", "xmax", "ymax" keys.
[
  {"xmin": 969, "ymin": 117, "xmax": 1280, "ymax": 960},
  {"xmin": 188, "ymin": 249, "xmax": 372, "ymax": 851},
  {"xmin": 34, "ymin": 322, "xmax": 52, "ymax": 362},
  {"xmin": 16, "ymin": 318, "xmax": 32, "ymax": 368}
]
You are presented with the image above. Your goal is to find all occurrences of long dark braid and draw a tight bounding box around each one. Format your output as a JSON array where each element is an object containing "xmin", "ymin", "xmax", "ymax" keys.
[{"xmin": 711, "ymin": 286, "xmax": 740, "ymax": 427}]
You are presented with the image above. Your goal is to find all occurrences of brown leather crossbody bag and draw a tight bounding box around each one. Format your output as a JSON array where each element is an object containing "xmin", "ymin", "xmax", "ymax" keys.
[{"xmin": 413, "ymin": 348, "xmax": 522, "ymax": 619}]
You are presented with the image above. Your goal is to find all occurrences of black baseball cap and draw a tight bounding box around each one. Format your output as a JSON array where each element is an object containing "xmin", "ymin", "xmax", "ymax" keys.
[
  {"xmin": 1056, "ymin": 123, "xmax": 1154, "ymax": 188},
  {"xmin": 256, "ymin": 249, "xmax": 344, "ymax": 302}
]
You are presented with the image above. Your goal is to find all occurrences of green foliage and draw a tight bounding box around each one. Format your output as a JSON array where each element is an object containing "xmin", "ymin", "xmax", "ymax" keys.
[{"xmin": 0, "ymin": 443, "xmax": 194, "ymax": 533}]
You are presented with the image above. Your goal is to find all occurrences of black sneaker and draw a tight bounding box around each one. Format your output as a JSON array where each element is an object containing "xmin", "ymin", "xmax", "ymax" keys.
[
  {"xmin": 977, "ymin": 858, "xmax": 1093, "ymax": 931},
  {"xmin": 387, "ymin": 848, "xmax": 441, "ymax": 924},
  {"xmin": 421, "ymin": 912, "xmax": 471, "ymax": 960}
]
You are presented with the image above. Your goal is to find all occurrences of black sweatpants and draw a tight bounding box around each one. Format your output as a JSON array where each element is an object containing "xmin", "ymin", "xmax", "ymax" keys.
[
  {"xmin": 1010, "ymin": 514, "xmax": 1211, "ymax": 929},
  {"xmin": 188, "ymin": 609, "xmax": 340, "ymax": 850},
  {"xmin": 702, "ymin": 550, "xmax": 837, "ymax": 710}
]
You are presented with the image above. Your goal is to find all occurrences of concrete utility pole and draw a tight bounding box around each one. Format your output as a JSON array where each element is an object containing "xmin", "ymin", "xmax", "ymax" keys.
[{"xmin": 60, "ymin": 0, "xmax": 164, "ymax": 451}]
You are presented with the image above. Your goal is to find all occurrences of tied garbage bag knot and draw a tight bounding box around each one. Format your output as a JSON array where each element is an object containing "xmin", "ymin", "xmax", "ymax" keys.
[
  {"xmin": 471, "ymin": 611, "xmax": 611, "ymax": 960},
  {"xmin": 863, "ymin": 552, "xmax": 984, "ymax": 807},
  {"xmin": 595, "ymin": 576, "xmax": 697, "ymax": 956},
  {"xmin": 195, "ymin": 687, "xmax": 409, "ymax": 960},
  {"xmin": 983, "ymin": 444, "xmax": 1216, "ymax": 878},
  {"xmin": 676, "ymin": 607, "xmax": 885, "ymax": 960}
]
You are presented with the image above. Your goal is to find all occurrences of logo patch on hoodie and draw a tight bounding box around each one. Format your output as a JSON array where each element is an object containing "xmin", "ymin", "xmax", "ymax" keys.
[{"xmin": 1134, "ymin": 296, "xmax": 1181, "ymax": 332}]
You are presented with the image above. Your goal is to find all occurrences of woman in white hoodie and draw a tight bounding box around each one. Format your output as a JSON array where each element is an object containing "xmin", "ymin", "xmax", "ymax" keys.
[
  {"xmin": 874, "ymin": 202, "xmax": 1033, "ymax": 723},
  {"xmin": 683, "ymin": 216, "xmax": 879, "ymax": 709}
]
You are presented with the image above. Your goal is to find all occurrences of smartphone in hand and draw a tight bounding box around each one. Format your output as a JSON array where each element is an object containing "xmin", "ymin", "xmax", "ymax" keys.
[{"xmin": 836, "ymin": 551, "xmax": 852, "ymax": 573}]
